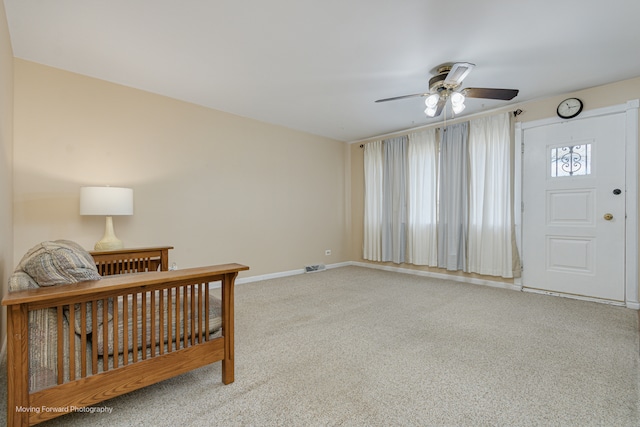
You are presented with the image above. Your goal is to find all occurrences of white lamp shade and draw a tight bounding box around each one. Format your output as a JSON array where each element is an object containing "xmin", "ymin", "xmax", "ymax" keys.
[{"xmin": 80, "ymin": 187, "xmax": 134, "ymax": 216}]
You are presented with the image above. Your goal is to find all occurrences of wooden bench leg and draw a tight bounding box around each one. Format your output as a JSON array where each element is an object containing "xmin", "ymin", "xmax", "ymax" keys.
[
  {"xmin": 7, "ymin": 304, "xmax": 30, "ymax": 426},
  {"xmin": 221, "ymin": 272, "xmax": 237, "ymax": 384}
]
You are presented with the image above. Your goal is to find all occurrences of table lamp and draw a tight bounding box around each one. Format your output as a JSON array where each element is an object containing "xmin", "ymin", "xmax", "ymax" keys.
[{"xmin": 80, "ymin": 186, "xmax": 133, "ymax": 250}]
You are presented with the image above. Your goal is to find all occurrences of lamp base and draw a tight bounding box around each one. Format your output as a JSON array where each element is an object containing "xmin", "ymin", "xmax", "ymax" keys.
[
  {"xmin": 94, "ymin": 239, "xmax": 124, "ymax": 251},
  {"xmin": 94, "ymin": 216, "xmax": 124, "ymax": 251}
]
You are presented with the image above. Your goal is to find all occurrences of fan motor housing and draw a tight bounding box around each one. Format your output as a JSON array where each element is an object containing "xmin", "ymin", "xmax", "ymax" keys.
[{"xmin": 429, "ymin": 73, "xmax": 447, "ymax": 92}]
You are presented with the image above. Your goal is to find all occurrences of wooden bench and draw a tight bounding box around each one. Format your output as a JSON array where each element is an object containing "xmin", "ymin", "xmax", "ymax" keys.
[{"xmin": 3, "ymin": 253, "xmax": 248, "ymax": 426}]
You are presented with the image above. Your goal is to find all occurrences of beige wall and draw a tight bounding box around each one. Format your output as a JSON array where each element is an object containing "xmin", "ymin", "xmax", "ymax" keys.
[
  {"xmin": 350, "ymin": 77, "xmax": 640, "ymax": 291},
  {"xmin": 13, "ymin": 60, "xmax": 349, "ymax": 278},
  {"xmin": 0, "ymin": 1, "xmax": 14, "ymax": 355}
]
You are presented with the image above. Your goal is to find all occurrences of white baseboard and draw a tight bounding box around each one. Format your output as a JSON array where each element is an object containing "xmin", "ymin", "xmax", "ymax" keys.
[
  {"xmin": 207, "ymin": 262, "xmax": 353, "ymax": 289},
  {"xmin": 235, "ymin": 268, "xmax": 304, "ymax": 285},
  {"xmin": 234, "ymin": 262, "xmax": 352, "ymax": 285},
  {"xmin": 351, "ymin": 261, "xmax": 523, "ymax": 292},
  {"xmin": 228, "ymin": 261, "xmax": 520, "ymax": 291},
  {"xmin": 326, "ymin": 262, "xmax": 352, "ymax": 270}
]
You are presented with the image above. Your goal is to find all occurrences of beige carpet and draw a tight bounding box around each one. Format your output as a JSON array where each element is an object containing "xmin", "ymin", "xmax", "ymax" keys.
[{"xmin": 2, "ymin": 266, "xmax": 639, "ymax": 426}]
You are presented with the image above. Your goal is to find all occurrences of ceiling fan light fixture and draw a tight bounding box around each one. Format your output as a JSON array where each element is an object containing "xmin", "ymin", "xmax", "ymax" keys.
[
  {"xmin": 452, "ymin": 102, "xmax": 466, "ymax": 114},
  {"xmin": 450, "ymin": 92, "xmax": 465, "ymax": 106},
  {"xmin": 450, "ymin": 91, "xmax": 466, "ymax": 114},
  {"xmin": 424, "ymin": 107, "xmax": 437, "ymax": 117},
  {"xmin": 425, "ymin": 94, "xmax": 440, "ymax": 108}
]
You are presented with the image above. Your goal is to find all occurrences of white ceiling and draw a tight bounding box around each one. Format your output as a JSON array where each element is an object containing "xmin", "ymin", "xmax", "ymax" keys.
[{"xmin": 4, "ymin": 1, "xmax": 640, "ymax": 142}]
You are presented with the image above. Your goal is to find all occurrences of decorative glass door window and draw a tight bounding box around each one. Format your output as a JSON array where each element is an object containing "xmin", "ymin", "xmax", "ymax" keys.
[{"xmin": 550, "ymin": 144, "xmax": 591, "ymax": 177}]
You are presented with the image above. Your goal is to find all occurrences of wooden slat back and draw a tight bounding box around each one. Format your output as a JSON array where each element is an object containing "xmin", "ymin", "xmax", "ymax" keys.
[
  {"xmin": 91, "ymin": 246, "xmax": 173, "ymax": 276},
  {"xmin": 40, "ymin": 279, "xmax": 216, "ymax": 389}
]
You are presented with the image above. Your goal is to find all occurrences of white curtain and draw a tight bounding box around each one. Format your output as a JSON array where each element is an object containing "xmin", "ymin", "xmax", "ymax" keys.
[
  {"xmin": 468, "ymin": 113, "xmax": 514, "ymax": 277},
  {"xmin": 363, "ymin": 111, "xmax": 517, "ymax": 278},
  {"xmin": 382, "ymin": 136, "xmax": 408, "ymax": 264},
  {"xmin": 363, "ymin": 140, "xmax": 383, "ymax": 261},
  {"xmin": 438, "ymin": 122, "xmax": 469, "ymax": 272},
  {"xmin": 407, "ymin": 129, "xmax": 438, "ymax": 266}
]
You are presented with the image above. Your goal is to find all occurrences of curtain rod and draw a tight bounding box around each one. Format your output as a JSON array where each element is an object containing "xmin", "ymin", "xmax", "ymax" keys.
[{"xmin": 357, "ymin": 108, "xmax": 524, "ymax": 148}]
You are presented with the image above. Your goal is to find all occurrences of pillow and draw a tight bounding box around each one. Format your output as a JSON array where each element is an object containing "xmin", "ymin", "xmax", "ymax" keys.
[
  {"xmin": 20, "ymin": 240, "xmax": 102, "ymax": 286},
  {"xmin": 19, "ymin": 240, "xmax": 109, "ymax": 334}
]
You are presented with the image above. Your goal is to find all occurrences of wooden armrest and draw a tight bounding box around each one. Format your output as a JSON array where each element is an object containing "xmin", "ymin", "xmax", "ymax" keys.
[{"xmin": 2, "ymin": 263, "xmax": 249, "ymax": 308}]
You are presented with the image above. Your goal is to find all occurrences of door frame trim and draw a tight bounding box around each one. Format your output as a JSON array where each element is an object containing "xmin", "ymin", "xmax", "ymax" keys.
[{"xmin": 515, "ymin": 99, "xmax": 639, "ymax": 308}]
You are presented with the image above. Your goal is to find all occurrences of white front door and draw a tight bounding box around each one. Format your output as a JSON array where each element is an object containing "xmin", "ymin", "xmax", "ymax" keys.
[{"xmin": 522, "ymin": 113, "xmax": 626, "ymax": 301}]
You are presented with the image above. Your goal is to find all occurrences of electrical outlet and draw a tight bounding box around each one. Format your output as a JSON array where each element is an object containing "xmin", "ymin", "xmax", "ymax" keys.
[
  {"xmin": 169, "ymin": 262, "xmax": 178, "ymax": 271},
  {"xmin": 325, "ymin": 249, "xmax": 331, "ymax": 256}
]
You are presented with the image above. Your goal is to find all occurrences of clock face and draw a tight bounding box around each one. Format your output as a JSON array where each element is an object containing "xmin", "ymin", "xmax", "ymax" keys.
[{"xmin": 557, "ymin": 98, "xmax": 583, "ymax": 119}]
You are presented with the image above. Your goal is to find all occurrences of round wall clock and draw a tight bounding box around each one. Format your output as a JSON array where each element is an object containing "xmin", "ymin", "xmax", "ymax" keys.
[{"xmin": 557, "ymin": 97, "xmax": 583, "ymax": 119}]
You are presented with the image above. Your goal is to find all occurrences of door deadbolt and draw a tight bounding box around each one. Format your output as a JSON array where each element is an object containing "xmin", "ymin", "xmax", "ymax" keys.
[
  {"xmin": 604, "ymin": 213, "xmax": 614, "ymax": 221},
  {"xmin": 613, "ymin": 188, "xmax": 622, "ymax": 195}
]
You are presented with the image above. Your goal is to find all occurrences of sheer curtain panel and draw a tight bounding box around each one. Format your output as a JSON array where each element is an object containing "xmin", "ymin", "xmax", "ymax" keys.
[
  {"xmin": 363, "ymin": 140, "xmax": 383, "ymax": 261},
  {"xmin": 468, "ymin": 113, "xmax": 514, "ymax": 277},
  {"xmin": 407, "ymin": 129, "xmax": 438, "ymax": 266}
]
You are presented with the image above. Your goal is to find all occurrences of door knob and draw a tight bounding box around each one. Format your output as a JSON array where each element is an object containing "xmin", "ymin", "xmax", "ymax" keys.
[{"xmin": 604, "ymin": 213, "xmax": 614, "ymax": 221}]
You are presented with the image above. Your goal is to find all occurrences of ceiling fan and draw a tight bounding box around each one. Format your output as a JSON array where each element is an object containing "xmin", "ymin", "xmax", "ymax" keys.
[{"xmin": 375, "ymin": 62, "xmax": 519, "ymax": 117}]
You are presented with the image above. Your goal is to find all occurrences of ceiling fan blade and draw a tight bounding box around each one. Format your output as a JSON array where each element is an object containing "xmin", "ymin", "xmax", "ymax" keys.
[
  {"xmin": 462, "ymin": 88, "xmax": 519, "ymax": 100},
  {"xmin": 443, "ymin": 62, "xmax": 475, "ymax": 86},
  {"xmin": 375, "ymin": 93, "xmax": 429, "ymax": 103}
]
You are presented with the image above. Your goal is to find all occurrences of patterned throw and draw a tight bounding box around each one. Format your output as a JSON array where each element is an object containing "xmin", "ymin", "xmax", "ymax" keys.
[
  {"xmin": 18, "ymin": 240, "xmax": 102, "ymax": 286},
  {"xmin": 9, "ymin": 240, "xmax": 104, "ymax": 391}
]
